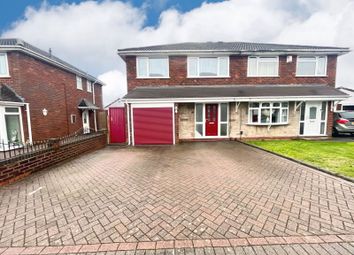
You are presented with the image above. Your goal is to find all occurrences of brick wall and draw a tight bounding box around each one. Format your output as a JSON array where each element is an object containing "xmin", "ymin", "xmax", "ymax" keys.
[
  {"xmin": 126, "ymin": 55, "xmax": 337, "ymax": 91},
  {"xmin": 0, "ymin": 51, "xmax": 103, "ymax": 141},
  {"xmin": 0, "ymin": 133, "xmax": 107, "ymax": 186}
]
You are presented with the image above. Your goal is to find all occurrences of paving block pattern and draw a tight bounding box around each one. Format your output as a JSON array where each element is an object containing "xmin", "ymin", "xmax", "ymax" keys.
[{"xmin": 0, "ymin": 142, "xmax": 353, "ymax": 248}]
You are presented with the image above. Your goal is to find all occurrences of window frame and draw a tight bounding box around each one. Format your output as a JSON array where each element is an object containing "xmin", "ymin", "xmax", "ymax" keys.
[
  {"xmin": 247, "ymin": 56, "xmax": 279, "ymax": 77},
  {"xmin": 194, "ymin": 103, "xmax": 229, "ymax": 138},
  {"xmin": 248, "ymin": 102, "xmax": 289, "ymax": 125},
  {"xmin": 87, "ymin": 80, "xmax": 92, "ymax": 93},
  {"xmin": 0, "ymin": 53, "xmax": 10, "ymax": 77},
  {"xmin": 187, "ymin": 56, "xmax": 230, "ymax": 78},
  {"xmin": 0, "ymin": 106, "xmax": 24, "ymax": 148},
  {"xmin": 296, "ymin": 56, "xmax": 327, "ymax": 77},
  {"xmin": 136, "ymin": 56, "xmax": 169, "ymax": 79},
  {"xmin": 76, "ymin": 76, "xmax": 83, "ymax": 90}
]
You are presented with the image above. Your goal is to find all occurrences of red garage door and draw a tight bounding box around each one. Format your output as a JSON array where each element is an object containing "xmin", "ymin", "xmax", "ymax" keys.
[{"xmin": 133, "ymin": 107, "xmax": 173, "ymax": 145}]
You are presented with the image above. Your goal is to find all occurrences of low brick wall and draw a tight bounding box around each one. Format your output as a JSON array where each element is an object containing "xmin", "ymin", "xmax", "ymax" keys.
[{"xmin": 0, "ymin": 133, "xmax": 107, "ymax": 186}]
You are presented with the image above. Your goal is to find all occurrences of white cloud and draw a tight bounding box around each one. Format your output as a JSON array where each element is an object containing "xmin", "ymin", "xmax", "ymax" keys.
[{"xmin": 2, "ymin": 0, "xmax": 354, "ymax": 105}]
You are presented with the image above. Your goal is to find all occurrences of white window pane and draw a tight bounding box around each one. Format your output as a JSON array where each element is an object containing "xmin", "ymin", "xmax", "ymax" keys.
[
  {"xmin": 149, "ymin": 58, "xmax": 168, "ymax": 77},
  {"xmin": 199, "ymin": 58, "xmax": 217, "ymax": 76},
  {"xmin": 0, "ymin": 54, "xmax": 8, "ymax": 75},
  {"xmin": 137, "ymin": 57, "xmax": 148, "ymax": 77},
  {"xmin": 195, "ymin": 103, "xmax": 203, "ymax": 122},
  {"xmin": 316, "ymin": 57, "xmax": 326, "ymax": 75},
  {"xmin": 220, "ymin": 124, "xmax": 227, "ymax": 136},
  {"xmin": 248, "ymin": 57, "xmax": 257, "ymax": 76},
  {"xmin": 188, "ymin": 57, "xmax": 198, "ymax": 77},
  {"xmin": 220, "ymin": 103, "xmax": 227, "ymax": 122},
  {"xmin": 76, "ymin": 76, "xmax": 82, "ymax": 89},
  {"xmin": 219, "ymin": 57, "xmax": 228, "ymax": 76},
  {"xmin": 250, "ymin": 109, "xmax": 259, "ymax": 123},
  {"xmin": 281, "ymin": 109, "xmax": 288, "ymax": 122},
  {"xmin": 271, "ymin": 109, "xmax": 280, "ymax": 123},
  {"xmin": 196, "ymin": 123, "xmax": 203, "ymax": 136},
  {"xmin": 261, "ymin": 108, "xmax": 271, "ymax": 123},
  {"xmin": 258, "ymin": 61, "xmax": 277, "ymax": 76},
  {"xmin": 87, "ymin": 81, "xmax": 92, "ymax": 92},
  {"xmin": 297, "ymin": 61, "xmax": 316, "ymax": 76},
  {"xmin": 6, "ymin": 115, "xmax": 22, "ymax": 144}
]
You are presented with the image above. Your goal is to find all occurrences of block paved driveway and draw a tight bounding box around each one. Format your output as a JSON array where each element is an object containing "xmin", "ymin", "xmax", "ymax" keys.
[{"xmin": 1, "ymin": 142, "xmax": 354, "ymax": 254}]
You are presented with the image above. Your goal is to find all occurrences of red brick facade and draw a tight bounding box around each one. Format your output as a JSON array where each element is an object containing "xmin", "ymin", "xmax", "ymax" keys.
[
  {"xmin": 126, "ymin": 55, "xmax": 337, "ymax": 91},
  {"xmin": 0, "ymin": 51, "xmax": 103, "ymax": 141}
]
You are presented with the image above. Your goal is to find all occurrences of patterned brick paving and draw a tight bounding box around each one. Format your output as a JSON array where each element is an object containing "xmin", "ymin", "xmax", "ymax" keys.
[{"xmin": 0, "ymin": 142, "xmax": 354, "ymax": 254}]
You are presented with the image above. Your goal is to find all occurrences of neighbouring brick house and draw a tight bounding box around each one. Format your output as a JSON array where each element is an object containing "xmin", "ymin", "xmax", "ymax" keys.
[
  {"xmin": 118, "ymin": 42, "xmax": 349, "ymax": 145},
  {"xmin": 0, "ymin": 38, "xmax": 104, "ymax": 148}
]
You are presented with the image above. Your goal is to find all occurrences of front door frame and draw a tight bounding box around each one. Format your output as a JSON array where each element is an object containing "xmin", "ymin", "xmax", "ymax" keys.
[
  {"xmin": 194, "ymin": 102, "xmax": 229, "ymax": 138},
  {"xmin": 299, "ymin": 101, "xmax": 328, "ymax": 136},
  {"xmin": 82, "ymin": 110, "xmax": 90, "ymax": 134}
]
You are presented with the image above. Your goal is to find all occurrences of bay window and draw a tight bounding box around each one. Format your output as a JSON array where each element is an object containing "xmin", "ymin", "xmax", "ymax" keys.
[
  {"xmin": 248, "ymin": 102, "xmax": 289, "ymax": 125},
  {"xmin": 248, "ymin": 56, "xmax": 279, "ymax": 77},
  {"xmin": 296, "ymin": 56, "xmax": 327, "ymax": 76},
  {"xmin": 0, "ymin": 53, "xmax": 9, "ymax": 77},
  {"xmin": 137, "ymin": 57, "xmax": 169, "ymax": 78},
  {"xmin": 188, "ymin": 56, "xmax": 229, "ymax": 77}
]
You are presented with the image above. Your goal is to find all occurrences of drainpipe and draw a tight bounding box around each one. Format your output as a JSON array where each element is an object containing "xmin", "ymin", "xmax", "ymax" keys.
[
  {"xmin": 91, "ymin": 79, "xmax": 98, "ymax": 131},
  {"xmin": 126, "ymin": 102, "xmax": 131, "ymax": 145},
  {"xmin": 25, "ymin": 103, "xmax": 33, "ymax": 143}
]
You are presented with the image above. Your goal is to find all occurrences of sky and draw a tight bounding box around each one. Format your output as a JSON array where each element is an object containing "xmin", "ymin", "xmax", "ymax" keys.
[{"xmin": 1, "ymin": 0, "xmax": 354, "ymax": 106}]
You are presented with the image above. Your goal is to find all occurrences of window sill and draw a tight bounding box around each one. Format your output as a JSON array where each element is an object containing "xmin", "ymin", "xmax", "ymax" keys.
[
  {"xmin": 77, "ymin": 88, "xmax": 83, "ymax": 90},
  {"xmin": 246, "ymin": 123, "xmax": 289, "ymax": 126},
  {"xmin": 0, "ymin": 75, "xmax": 11, "ymax": 78},
  {"xmin": 136, "ymin": 77, "xmax": 170, "ymax": 79},
  {"xmin": 247, "ymin": 75, "xmax": 280, "ymax": 78},
  {"xmin": 187, "ymin": 76, "xmax": 231, "ymax": 79},
  {"xmin": 295, "ymin": 75, "xmax": 328, "ymax": 77}
]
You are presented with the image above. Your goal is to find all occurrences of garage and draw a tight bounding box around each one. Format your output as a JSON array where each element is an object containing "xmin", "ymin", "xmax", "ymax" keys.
[{"xmin": 132, "ymin": 105, "xmax": 174, "ymax": 145}]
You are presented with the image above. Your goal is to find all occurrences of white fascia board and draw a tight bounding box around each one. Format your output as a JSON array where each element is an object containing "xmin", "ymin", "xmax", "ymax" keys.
[
  {"xmin": 1, "ymin": 46, "xmax": 106, "ymax": 86},
  {"xmin": 0, "ymin": 101, "xmax": 25, "ymax": 106},
  {"xmin": 123, "ymin": 95, "xmax": 349, "ymax": 104}
]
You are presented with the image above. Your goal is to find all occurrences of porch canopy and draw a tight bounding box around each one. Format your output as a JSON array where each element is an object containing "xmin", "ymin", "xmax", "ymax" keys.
[
  {"xmin": 123, "ymin": 84, "xmax": 349, "ymax": 103},
  {"xmin": 0, "ymin": 84, "xmax": 24, "ymax": 104},
  {"xmin": 77, "ymin": 98, "xmax": 99, "ymax": 110}
]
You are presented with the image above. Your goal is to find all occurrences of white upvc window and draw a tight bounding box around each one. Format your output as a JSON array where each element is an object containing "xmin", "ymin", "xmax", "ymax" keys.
[
  {"xmin": 0, "ymin": 53, "xmax": 9, "ymax": 77},
  {"xmin": 87, "ymin": 80, "xmax": 92, "ymax": 92},
  {"xmin": 247, "ymin": 56, "xmax": 279, "ymax": 77},
  {"xmin": 188, "ymin": 56, "xmax": 229, "ymax": 77},
  {"xmin": 0, "ymin": 106, "xmax": 24, "ymax": 147},
  {"xmin": 136, "ymin": 57, "xmax": 169, "ymax": 78},
  {"xmin": 296, "ymin": 56, "xmax": 327, "ymax": 76},
  {"xmin": 248, "ymin": 102, "xmax": 289, "ymax": 125},
  {"xmin": 76, "ymin": 76, "xmax": 83, "ymax": 90}
]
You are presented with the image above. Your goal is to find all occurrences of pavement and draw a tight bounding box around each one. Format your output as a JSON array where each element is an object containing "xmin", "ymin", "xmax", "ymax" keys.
[{"xmin": 0, "ymin": 142, "xmax": 353, "ymax": 254}]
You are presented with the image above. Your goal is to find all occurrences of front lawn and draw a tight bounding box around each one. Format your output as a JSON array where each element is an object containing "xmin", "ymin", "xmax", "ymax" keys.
[{"xmin": 248, "ymin": 140, "xmax": 354, "ymax": 178}]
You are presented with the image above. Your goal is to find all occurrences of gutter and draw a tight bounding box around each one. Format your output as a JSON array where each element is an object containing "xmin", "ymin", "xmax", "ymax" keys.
[{"xmin": 122, "ymin": 95, "xmax": 349, "ymax": 104}]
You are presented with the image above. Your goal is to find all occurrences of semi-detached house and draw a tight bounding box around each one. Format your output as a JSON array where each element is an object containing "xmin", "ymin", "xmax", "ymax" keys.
[{"xmin": 118, "ymin": 42, "xmax": 349, "ymax": 145}]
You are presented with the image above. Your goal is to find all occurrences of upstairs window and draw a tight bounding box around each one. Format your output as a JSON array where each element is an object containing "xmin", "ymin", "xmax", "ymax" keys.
[
  {"xmin": 296, "ymin": 56, "xmax": 327, "ymax": 76},
  {"xmin": 248, "ymin": 102, "xmax": 289, "ymax": 125},
  {"xmin": 248, "ymin": 56, "xmax": 279, "ymax": 77},
  {"xmin": 0, "ymin": 53, "xmax": 9, "ymax": 77},
  {"xmin": 137, "ymin": 57, "xmax": 169, "ymax": 78},
  {"xmin": 87, "ymin": 80, "xmax": 92, "ymax": 92},
  {"xmin": 188, "ymin": 56, "xmax": 229, "ymax": 77},
  {"xmin": 76, "ymin": 76, "xmax": 83, "ymax": 90}
]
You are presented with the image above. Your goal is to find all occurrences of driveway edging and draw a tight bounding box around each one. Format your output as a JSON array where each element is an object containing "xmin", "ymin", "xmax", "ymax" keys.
[{"xmin": 240, "ymin": 140, "xmax": 354, "ymax": 183}]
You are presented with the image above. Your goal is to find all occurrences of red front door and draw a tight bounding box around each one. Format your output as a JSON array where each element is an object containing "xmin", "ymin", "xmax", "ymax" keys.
[
  {"xmin": 205, "ymin": 104, "xmax": 218, "ymax": 136},
  {"xmin": 109, "ymin": 107, "xmax": 126, "ymax": 143}
]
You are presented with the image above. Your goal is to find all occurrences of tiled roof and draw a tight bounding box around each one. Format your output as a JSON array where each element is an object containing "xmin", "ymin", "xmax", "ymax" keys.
[
  {"xmin": 123, "ymin": 85, "xmax": 348, "ymax": 100},
  {"xmin": 0, "ymin": 38, "xmax": 104, "ymax": 85},
  {"xmin": 0, "ymin": 84, "xmax": 24, "ymax": 102},
  {"xmin": 118, "ymin": 41, "xmax": 349, "ymax": 55}
]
